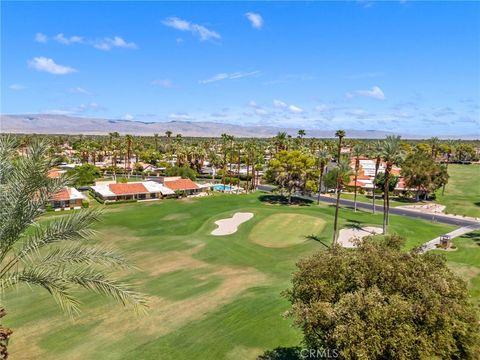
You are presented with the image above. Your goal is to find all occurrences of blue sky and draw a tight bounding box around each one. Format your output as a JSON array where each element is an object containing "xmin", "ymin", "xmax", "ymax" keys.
[{"xmin": 2, "ymin": 1, "xmax": 479, "ymax": 136}]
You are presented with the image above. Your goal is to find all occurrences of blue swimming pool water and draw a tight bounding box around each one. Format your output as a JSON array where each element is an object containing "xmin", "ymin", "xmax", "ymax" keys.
[{"xmin": 212, "ymin": 184, "xmax": 233, "ymax": 191}]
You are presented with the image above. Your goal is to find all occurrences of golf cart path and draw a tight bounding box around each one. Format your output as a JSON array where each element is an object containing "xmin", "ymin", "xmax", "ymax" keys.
[{"xmin": 420, "ymin": 223, "xmax": 480, "ymax": 252}]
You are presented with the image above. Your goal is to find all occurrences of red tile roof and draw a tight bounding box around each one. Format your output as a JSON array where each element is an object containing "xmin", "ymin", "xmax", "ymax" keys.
[
  {"xmin": 164, "ymin": 178, "xmax": 199, "ymax": 191},
  {"xmin": 51, "ymin": 188, "xmax": 71, "ymax": 201},
  {"xmin": 48, "ymin": 170, "xmax": 62, "ymax": 178},
  {"xmin": 109, "ymin": 183, "xmax": 149, "ymax": 195}
]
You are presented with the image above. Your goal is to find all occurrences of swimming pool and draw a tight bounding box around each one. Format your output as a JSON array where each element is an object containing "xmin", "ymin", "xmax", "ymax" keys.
[{"xmin": 212, "ymin": 184, "xmax": 233, "ymax": 191}]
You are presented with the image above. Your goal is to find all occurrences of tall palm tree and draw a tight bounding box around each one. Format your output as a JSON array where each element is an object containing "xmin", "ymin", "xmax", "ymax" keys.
[
  {"xmin": 316, "ymin": 148, "xmax": 330, "ymax": 205},
  {"xmin": 331, "ymin": 157, "xmax": 352, "ymax": 249},
  {"xmin": 351, "ymin": 144, "xmax": 364, "ymax": 212},
  {"xmin": 125, "ymin": 134, "xmax": 133, "ymax": 177},
  {"xmin": 332, "ymin": 130, "xmax": 346, "ymax": 249},
  {"xmin": 153, "ymin": 133, "xmax": 159, "ymax": 151},
  {"xmin": 369, "ymin": 141, "xmax": 383, "ymax": 214},
  {"xmin": 0, "ymin": 137, "xmax": 147, "ymax": 351},
  {"xmin": 380, "ymin": 136, "xmax": 404, "ymax": 234},
  {"xmin": 429, "ymin": 136, "xmax": 440, "ymax": 159}
]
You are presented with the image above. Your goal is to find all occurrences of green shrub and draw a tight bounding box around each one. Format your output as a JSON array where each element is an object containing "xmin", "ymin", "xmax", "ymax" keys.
[
  {"xmin": 105, "ymin": 199, "xmax": 137, "ymax": 205},
  {"xmin": 81, "ymin": 200, "xmax": 89, "ymax": 208}
]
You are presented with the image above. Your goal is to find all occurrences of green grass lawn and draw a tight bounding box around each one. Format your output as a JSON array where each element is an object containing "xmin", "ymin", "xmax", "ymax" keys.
[
  {"xmin": 339, "ymin": 192, "xmax": 426, "ymax": 207},
  {"xmin": 433, "ymin": 231, "xmax": 480, "ymax": 311},
  {"xmin": 435, "ymin": 164, "xmax": 480, "ymax": 218},
  {"xmin": 4, "ymin": 192, "xmax": 457, "ymax": 359}
]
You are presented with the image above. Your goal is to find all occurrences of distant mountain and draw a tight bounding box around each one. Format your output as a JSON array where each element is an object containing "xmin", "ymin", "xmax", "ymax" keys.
[{"xmin": 0, "ymin": 114, "xmax": 474, "ymax": 139}]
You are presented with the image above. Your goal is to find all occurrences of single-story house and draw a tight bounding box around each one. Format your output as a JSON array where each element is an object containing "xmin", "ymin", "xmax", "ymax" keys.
[
  {"xmin": 163, "ymin": 177, "xmax": 203, "ymax": 196},
  {"xmin": 50, "ymin": 187, "xmax": 86, "ymax": 210},
  {"xmin": 90, "ymin": 181, "xmax": 175, "ymax": 202}
]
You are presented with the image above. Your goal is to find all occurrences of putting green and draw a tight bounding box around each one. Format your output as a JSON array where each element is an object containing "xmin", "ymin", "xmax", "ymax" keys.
[{"xmin": 250, "ymin": 213, "xmax": 326, "ymax": 248}]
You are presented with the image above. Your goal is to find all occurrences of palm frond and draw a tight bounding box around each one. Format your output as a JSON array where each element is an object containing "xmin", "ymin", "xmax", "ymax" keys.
[
  {"xmin": 66, "ymin": 268, "xmax": 148, "ymax": 314},
  {"xmin": 38, "ymin": 246, "xmax": 133, "ymax": 270},
  {"xmin": 0, "ymin": 268, "xmax": 81, "ymax": 316},
  {"xmin": 17, "ymin": 208, "xmax": 103, "ymax": 261}
]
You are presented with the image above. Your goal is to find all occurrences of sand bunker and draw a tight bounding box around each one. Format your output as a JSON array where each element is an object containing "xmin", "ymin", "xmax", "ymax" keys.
[
  {"xmin": 211, "ymin": 212, "xmax": 254, "ymax": 236},
  {"xmin": 338, "ymin": 226, "xmax": 383, "ymax": 248}
]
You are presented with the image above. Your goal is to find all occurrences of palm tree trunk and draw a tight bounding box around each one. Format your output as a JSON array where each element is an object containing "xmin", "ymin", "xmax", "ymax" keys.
[
  {"xmin": 372, "ymin": 159, "xmax": 380, "ymax": 215},
  {"xmin": 332, "ymin": 186, "xmax": 341, "ymax": 249},
  {"xmin": 317, "ymin": 165, "xmax": 324, "ymax": 205},
  {"xmin": 246, "ymin": 157, "xmax": 250, "ymax": 193},
  {"xmin": 383, "ymin": 165, "xmax": 391, "ymax": 234},
  {"xmin": 237, "ymin": 148, "xmax": 241, "ymax": 194},
  {"xmin": 353, "ymin": 162, "xmax": 359, "ymax": 212}
]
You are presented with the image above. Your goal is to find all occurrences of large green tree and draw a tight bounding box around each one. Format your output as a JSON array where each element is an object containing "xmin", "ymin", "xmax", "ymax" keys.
[
  {"xmin": 66, "ymin": 163, "xmax": 101, "ymax": 186},
  {"xmin": 0, "ymin": 137, "xmax": 147, "ymax": 357},
  {"xmin": 266, "ymin": 150, "xmax": 315, "ymax": 203},
  {"xmin": 402, "ymin": 151, "xmax": 449, "ymax": 200},
  {"xmin": 285, "ymin": 236, "xmax": 480, "ymax": 359}
]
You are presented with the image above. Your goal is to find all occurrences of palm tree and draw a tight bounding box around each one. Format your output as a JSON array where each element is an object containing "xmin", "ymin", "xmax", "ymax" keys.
[
  {"xmin": 380, "ymin": 136, "xmax": 404, "ymax": 234},
  {"xmin": 125, "ymin": 134, "xmax": 133, "ymax": 177},
  {"xmin": 316, "ymin": 148, "xmax": 330, "ymax": 205},
  {"xmin": 0, "ymin": 136, "xmax": 147, "ymax": 351},
  {"xmin": 351, "ymin": 144, "xmax": 364, "ymax": 212},
  {"xmin": 369, "ymin": 141, "xmax": 383, "ymax": 214},
  {"xmin": 429, "ymin": 136, "xmax": 440, "ymax": 159},
  {"xmin": 332, "ymin": 130, "xmax": 346, "ymax": 249},
  {"xmin": 153, "ymin": 133, "xmax": 159, "ymax": 151},
  {"xmin": 331, "ymin": 157, "xmax": 352, "ymax": 249}
]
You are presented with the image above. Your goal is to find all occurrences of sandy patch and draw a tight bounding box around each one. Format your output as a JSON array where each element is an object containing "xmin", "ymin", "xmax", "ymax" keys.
[
  {"xmin": 211, "ymin": 212, "xmax": 254, "ymax": 236},
  {"xmin": 338, "ymin": 226, "xmax": 383, "ymax": 248},
  {"xmin": 397, "ymin": 203, "xmax": 446, "ymax": 214}
]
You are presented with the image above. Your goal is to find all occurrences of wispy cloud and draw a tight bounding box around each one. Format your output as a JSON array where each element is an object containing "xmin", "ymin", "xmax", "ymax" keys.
[
  {"xmin": 123, "ymin": 113, "xmax": 135, "ymax": 121},
  {"xmin": 151, "ymin": 79, "xmax": 175, "ymax": 88},
  {"xmin": 168, "ymin": 112, "xmax": 191, "ymax": 121},
  {"xmin": 93, "ymin": 36, "xmax": 137, "ymax": 51},
  {"xmin": 9, "ymin": 84, "xmax": 26, "ymax": 91},
  {"xmin": 68, "ymin": 87, "xmax": 92, "ymax": 95},
  {"xmin": 44, "ymin": 102, "xmax": 102, "ymax": 115},
  {"xmin": 200, "ymin": 71, "xmax": 260, "ymax": 84},
  {"xmin": 162, "ymin": 17, "xmax": 220, "ymax": 41},
  {"xmin": 34, "ymin": 32, "xmax": 48, "ymax": 43},
  {"xmin": 273, "ymin": 99, "xmax": 303, "ymax": 113},
  {"xmin": 346, "ymin": 86, "xmax": 385, "ymax": 100},
  {"xmin": 54, "ymin": 33, "xmax": 83, "ymax": 45},
  {"xmin": 28, "ymin": 57, "xmax": 77, "ymax": 75},
  {"xmin": 245, "ymin": 12, "xmax": 263, "ymax": 29},
  {"xmin": 35, "ymin": 32, "xmax": 137, "ymax": 51}
]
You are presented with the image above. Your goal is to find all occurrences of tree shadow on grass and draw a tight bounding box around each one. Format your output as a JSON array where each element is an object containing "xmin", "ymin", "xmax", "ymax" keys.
[
  {"xmin": 257, "ymin": 346, "xmax": 302, "ymax": 360},
  {"xmin": 474, "ymin": 202, "xmax": 480, "ymax": 208},
  {"xmin": 259, "ymin": 194, "xmax": 313, "ymax": 206},
  {"xmin": 305, "ymin": 234, "xmax": 331, "ymax": 249},
  {"xmin": 459, "ymin": 232, "xmax": 480, "ymax": 246},
  {"xmin": 344, "ymin": 219, "xmax": 365, "ymax": 231}
]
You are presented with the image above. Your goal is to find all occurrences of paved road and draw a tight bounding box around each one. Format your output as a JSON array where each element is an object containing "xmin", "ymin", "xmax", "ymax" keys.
[{"xmin": 257, "ymin": 185, "xmax": 480, "ymax": 228}]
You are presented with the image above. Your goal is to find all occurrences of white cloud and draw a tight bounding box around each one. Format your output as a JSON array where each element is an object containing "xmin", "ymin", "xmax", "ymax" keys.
[
  {"xmin": 314, "ymin": 104, "xmax": 330, "ymax": 112},
  {"xmin": 255, "ymin": 108, "xmax": 269, "ymax": 116},
  {"xmin": 54, "ymin": 33, "xmax": 83, "ymax": 45},
  {"xmin": 162, "ymin": 17, "xmax": 220, "ymax": 41},
  {"xmin": 168, "ymin": 112, "xmax": 191, "ymax": 121},
  {"xmin": 346, "ymin": 86, "xmax": 385, "ymax": 100},
  {"xmin": 123, "ymin": 113, "xmax": 135, "ymax": 121},
  {"xmin": 200, "ymin": 71, "xmax": 259, "ymax": 84},
  {"xmin": 68, "ymin": 87, "xmax": 91, "ymax": 95},
  {"xmin": 288, "ymin": 105, "xmax": 303, "ymax": 113},
  {"xmin": 273, "ymin": 99, "xmax": 303, "ymax": 113},
  {"xmin": 273, "ymin": 99, "xmax": 288, "ymax": 109},
  {"xmin": 152, "ymin": 79, "xmax": 175, "ymax": 88},
  {"xmin": 44, "ymin": 102, "xmax": 102, "ymax": 115},
  {"xmin": 93, "ymin": 36, "xmax": 137, "ymax": 51},
  {"xmin": 9, "ymin": 84, "xmax": 25, "ymax": 91},
  {"xmin": 28, "ymin": 57, "xmax": 77, "ymax": 75},
  {"xmin": 248, "ymin": 100, "xmax": 259, "ymax": 108},
  {"xmin": 35, "ymin": 32, "xmax": 48, "ymax": 43},
  {"xmin": 245, "ymin": 12, "xmax": 263, "ymax": 29}
]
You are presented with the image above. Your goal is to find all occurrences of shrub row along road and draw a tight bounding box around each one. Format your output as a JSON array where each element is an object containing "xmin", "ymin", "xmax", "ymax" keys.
[{"xmin": 257, "ymin": 185, "xmax": 480, "ymax": 228}]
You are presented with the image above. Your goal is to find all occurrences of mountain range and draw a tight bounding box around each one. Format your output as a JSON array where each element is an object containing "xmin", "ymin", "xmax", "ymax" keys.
[{"xmin": 0, "ymin": 114, "xmax": 475, "ymax": 139}]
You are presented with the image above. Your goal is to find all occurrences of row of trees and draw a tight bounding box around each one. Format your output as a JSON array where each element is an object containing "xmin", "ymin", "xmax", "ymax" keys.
[{"xmin": 266, "ymin": 132, "xmax": 451, "ymax": 241}]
